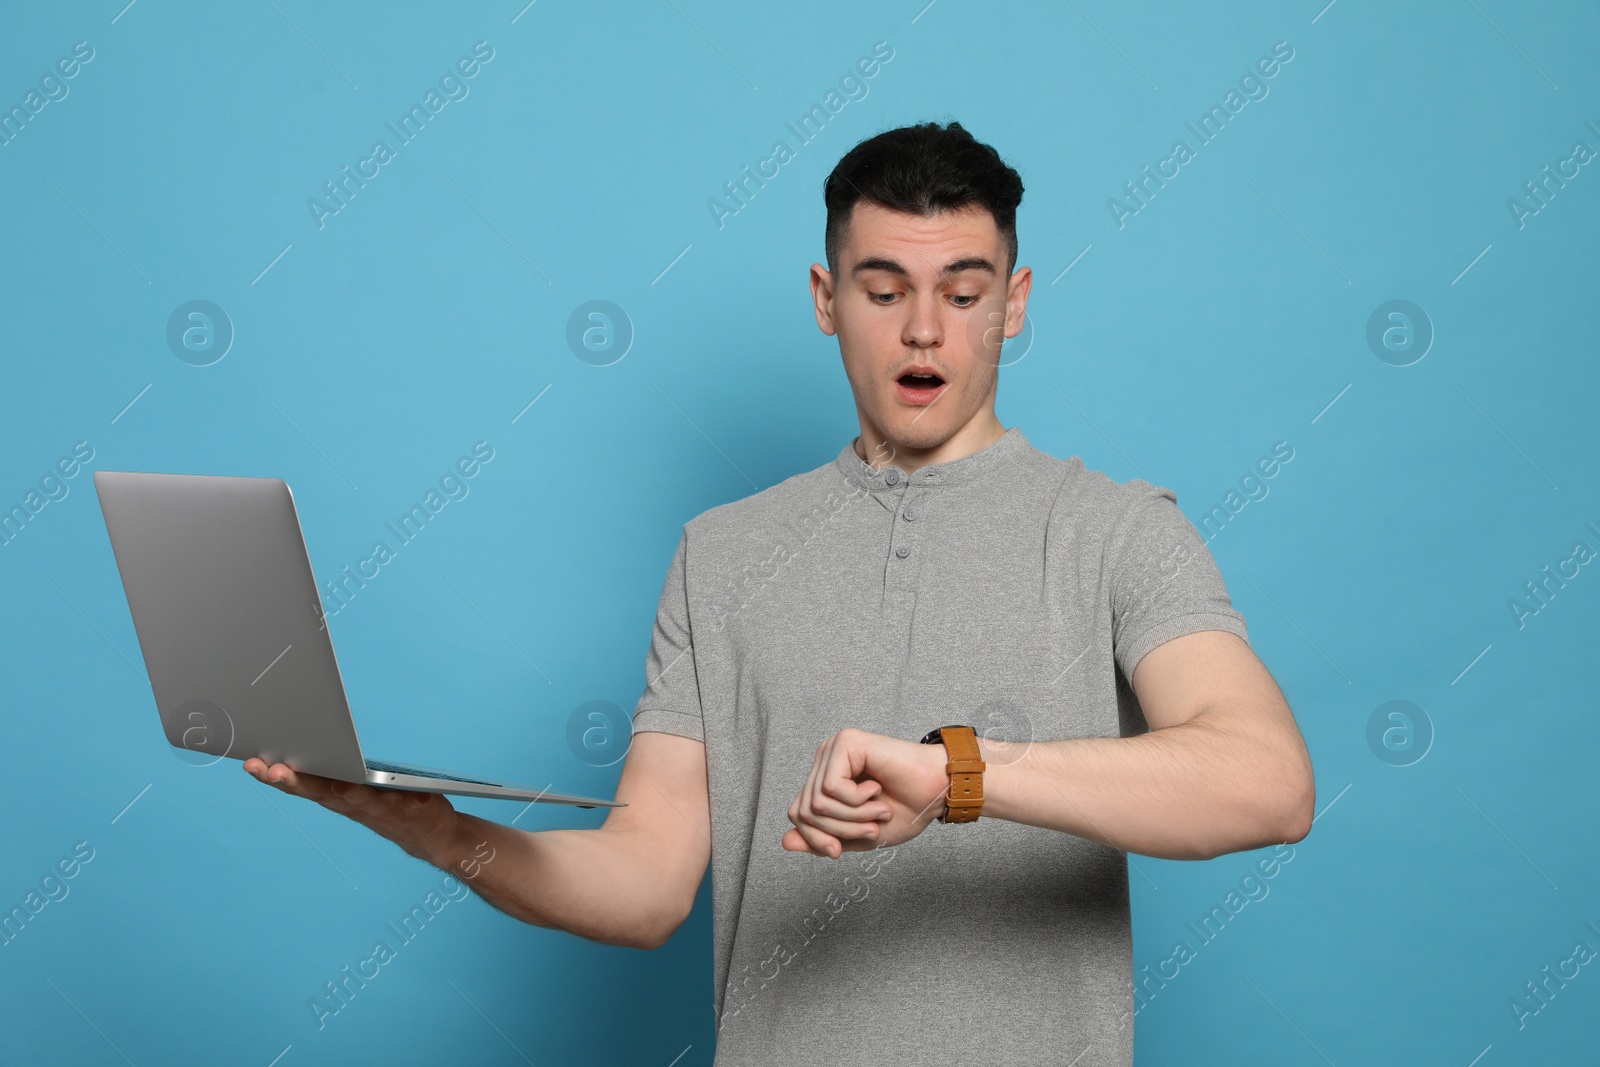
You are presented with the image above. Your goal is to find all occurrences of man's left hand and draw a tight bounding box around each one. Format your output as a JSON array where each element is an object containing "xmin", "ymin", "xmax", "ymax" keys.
[{"xmin": 782, "ymin": 728, "xmax": 951, "ymax": 858}]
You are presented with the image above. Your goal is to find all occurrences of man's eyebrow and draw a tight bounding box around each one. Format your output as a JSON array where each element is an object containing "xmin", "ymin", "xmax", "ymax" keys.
[{"xmin": 850, "ymin": 255, "xmax": 998, "ymax": 277}]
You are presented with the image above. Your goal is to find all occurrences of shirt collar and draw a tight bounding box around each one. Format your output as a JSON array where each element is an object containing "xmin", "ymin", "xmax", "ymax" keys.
[{"xmin": 835, "ymin": 426, "xmax": 1029, "ymax": 491}]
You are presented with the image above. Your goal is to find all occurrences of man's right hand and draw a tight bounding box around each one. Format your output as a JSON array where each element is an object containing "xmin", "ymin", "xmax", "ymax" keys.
[
  {"xmin": 242, "ymin": 757, "xmax": 461, "ymax": 866},
  {"xmin": 241, "ymin": 731, "xmax": 712, "ymax": 951}
]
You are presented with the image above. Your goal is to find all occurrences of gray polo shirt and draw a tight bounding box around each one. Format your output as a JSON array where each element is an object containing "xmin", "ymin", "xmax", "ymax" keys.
[{"xmin": 630, "ymin": 426, "xmax": 1249, "ymax": 1066}]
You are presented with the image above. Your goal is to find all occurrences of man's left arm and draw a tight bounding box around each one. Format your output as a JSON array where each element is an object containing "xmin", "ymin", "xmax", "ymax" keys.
[
  {"xmin": 976, "ymin": 628, "xmax": 1315, "ymax": 860},
  {"xmin": 782, "ymin": 629, "xmax": 1315, "ymax": 861}
]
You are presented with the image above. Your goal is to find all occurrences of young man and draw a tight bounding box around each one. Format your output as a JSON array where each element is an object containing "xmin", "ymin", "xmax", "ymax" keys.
[{"xmin": 246, "ymin": 121, "xmax": 1314, "ymax": 1066}]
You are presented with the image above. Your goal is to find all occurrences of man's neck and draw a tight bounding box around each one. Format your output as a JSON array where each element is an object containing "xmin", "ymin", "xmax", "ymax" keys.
[{"xmin": 853, "ymin": 412, "xmax": 1007, "ymax": 476}]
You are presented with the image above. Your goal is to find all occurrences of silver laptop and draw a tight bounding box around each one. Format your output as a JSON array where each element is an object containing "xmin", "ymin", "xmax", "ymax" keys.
[{"xmin": 93, "ymin": 470, "xmax": 623, "ymax": 809}]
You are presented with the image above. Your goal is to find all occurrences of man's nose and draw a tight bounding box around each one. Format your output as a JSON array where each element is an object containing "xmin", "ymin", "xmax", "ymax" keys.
[{"xmin": 902, "ymin": 296, "xmax": 942, "ymax": 348}]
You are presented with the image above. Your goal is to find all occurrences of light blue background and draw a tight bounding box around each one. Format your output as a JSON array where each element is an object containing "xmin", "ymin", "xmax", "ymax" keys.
[{"xmin": 2, "ymin": 1, "xmax": 1596, "ymax": 1064}]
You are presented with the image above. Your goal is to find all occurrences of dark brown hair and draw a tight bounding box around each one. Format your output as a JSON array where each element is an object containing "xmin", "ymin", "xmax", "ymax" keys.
[{"xmin": 823, "ymin": 120, "xmax": 1025, "ymax": 275}]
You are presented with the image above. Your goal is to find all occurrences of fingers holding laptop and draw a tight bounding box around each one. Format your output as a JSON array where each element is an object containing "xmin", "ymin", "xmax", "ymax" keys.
[{"xmin": 242, "ymin": 757, "xmax": 456, "ymax": 859}]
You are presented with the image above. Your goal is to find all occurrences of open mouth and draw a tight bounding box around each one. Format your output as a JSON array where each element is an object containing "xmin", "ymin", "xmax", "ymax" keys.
[{"xmin": 894, "ymin": 370, "xmax": 946, "ymax": 406}]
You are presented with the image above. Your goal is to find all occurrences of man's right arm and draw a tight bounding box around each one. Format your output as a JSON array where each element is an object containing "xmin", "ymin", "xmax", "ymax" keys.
[{"xmin": 242, "ymin": 729, "xmax": 710, "ymax": 951}]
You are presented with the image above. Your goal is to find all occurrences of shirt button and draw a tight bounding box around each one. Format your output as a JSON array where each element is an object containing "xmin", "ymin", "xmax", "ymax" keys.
[
  {"xmin": 885, "ymin": 470, "xmax": 899, "ymax": 486},
  {"xmin": 902, "ymin": 507, "xmax": 915, "ymax": 520},
  {"xmin": 895, "ymin": 545, "xmax": 910, "ymax": 559}
]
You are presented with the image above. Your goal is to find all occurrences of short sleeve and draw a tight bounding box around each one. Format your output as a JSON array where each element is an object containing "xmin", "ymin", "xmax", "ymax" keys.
[
  {"xmin": 630, "ymin": 532, "xmax": 706, "ymax": 743},
  {"xmin": 1107, "ymin": 482, "xmax": 1250, "ymax": 682}
]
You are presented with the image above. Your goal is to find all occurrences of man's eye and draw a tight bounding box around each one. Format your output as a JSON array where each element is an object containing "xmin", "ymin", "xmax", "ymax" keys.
[
  {"xmin": 869, "ymin": 292, "xmax": 898, "ymax": 304},
  {"xmin": 951, "ymin": 295, "xmax": 980, "ymax": 308}
]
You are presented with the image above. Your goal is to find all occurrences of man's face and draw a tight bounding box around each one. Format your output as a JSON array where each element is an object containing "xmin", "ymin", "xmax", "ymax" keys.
[{"xmin": 810, "ymin": 200, "xmax": 1031, "ymax": 458}]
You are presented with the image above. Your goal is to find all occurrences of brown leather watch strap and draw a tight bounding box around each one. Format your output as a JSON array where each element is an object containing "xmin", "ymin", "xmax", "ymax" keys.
[{"xmin": 931, "ymin": 725, "xmax": 984, "ymax": 823}]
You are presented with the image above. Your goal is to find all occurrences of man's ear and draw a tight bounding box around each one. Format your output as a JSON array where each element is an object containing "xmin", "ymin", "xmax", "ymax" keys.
[
  {"xmin": 1004, "ymin": 265, "xmax": 1033, "ymax": 338},
  {"xmin": 810, "ymin": 263, "xmax": 838, "ymax": 336}
]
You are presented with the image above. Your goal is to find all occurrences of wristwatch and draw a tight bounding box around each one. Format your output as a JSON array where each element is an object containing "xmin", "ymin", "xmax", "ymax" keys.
[{"xmin": 919, "ymin": 724, "xmax": 985, "ymax": 823}]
